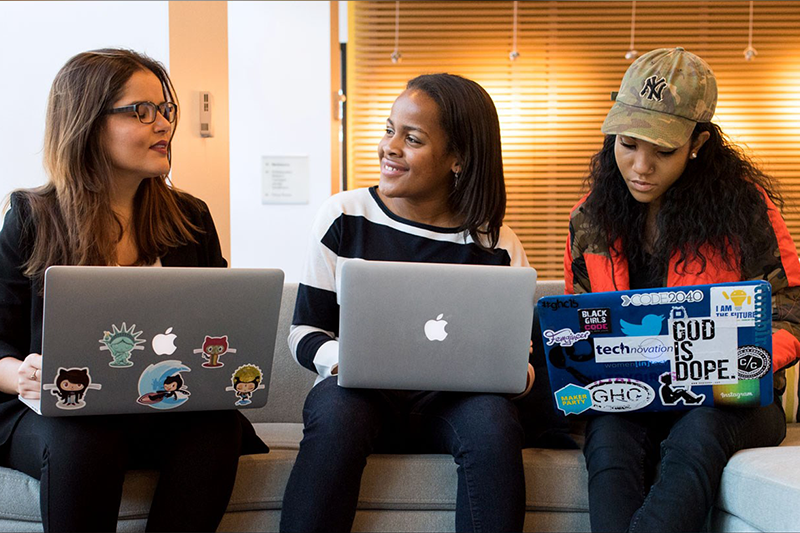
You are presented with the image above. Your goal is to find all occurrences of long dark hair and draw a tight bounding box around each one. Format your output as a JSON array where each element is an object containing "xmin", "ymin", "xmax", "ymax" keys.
[
  {"xmin": 18, "ymin": 48, "xmax": 201, "ymax": 284},
  {"xmin": 582, "ymin": 122, "xmax": 783, "ymax": 277},
  {"xmin": 406, "ymin": 74, "xmax": 506, "ymax": 249}
]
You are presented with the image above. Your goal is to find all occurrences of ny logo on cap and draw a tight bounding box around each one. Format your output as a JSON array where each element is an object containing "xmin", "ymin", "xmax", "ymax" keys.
[{"xmin": 640, "ymin": 75, "xmax": 667, "ymax": 101}]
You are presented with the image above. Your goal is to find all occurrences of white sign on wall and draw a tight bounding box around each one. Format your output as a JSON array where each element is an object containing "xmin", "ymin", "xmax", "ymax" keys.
[{"xmin": 261, "ymin": 155, "xmax": 309, "ymax": 204}]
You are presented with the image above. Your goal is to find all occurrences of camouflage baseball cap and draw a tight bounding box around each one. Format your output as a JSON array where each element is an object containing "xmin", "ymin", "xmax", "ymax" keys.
[{"xmin": 602, "ymin": 47, "xmax": 717, "ymax": 149}]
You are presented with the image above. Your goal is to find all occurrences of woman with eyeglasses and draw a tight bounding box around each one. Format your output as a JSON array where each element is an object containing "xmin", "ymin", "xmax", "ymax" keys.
[{"xmin": 0, "ymin": 49, "xmax": 267, "ymax": 532}]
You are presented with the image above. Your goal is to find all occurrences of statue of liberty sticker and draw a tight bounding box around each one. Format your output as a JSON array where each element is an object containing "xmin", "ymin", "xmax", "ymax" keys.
[{"xmin": 99, "ymin": 322, "xmax": 145, "ymax": 367}]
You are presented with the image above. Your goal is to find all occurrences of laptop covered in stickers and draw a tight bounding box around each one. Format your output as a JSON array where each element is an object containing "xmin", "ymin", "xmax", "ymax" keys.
[
  {"xmin": 537, "ymin": 281, "xmax": 773, "ymax": 417},
  {"xmin": 20, "ymin": 266, "xmax": 283, "ymax": 416}
]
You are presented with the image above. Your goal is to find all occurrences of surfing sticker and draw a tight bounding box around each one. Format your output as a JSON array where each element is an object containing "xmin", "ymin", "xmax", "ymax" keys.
[
  {"xmin": 42, "ymin": 367, "xmax": 102, "ymax": 410},
  {"xmin": 136, "ymin": 360, "xmax": 191, "ymax": 410}
]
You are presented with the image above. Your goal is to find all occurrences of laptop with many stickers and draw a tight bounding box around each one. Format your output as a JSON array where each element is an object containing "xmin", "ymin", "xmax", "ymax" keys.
[
  {"xmin": 20, "ymin": 266, "xmax": 284, "ymax": 416},
  {"xmin": 537, "ymin": 281, "xmax": 773, "ymax": 416},
  {"xmin": 337, "ymin": 260, "xmax": 536, "ymax": 393}
]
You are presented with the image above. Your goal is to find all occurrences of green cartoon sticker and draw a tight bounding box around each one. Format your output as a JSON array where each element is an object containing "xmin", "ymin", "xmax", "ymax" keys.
[{"xmin": 100, "ymin": 322, "xmax": 146, "ymax": 367}]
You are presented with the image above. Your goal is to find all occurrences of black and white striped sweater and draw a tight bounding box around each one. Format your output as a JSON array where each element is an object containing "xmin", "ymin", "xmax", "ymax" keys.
[{"xmin": 290, "ymin": 186, "xmax": 530, "ymax": 384}]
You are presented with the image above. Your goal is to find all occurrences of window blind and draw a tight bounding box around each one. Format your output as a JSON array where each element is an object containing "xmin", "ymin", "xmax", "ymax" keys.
[{"xmin": 346, "ymin": 1, "xmax": 800, "ymax": 279}]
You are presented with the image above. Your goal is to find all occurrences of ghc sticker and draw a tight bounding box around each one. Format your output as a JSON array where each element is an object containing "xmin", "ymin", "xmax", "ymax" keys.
[
  {"xmin": 587, "ymin": 378, "xmax": 655, "ymax": 412},
  {"xmin": 554, "ymin": 384, "xmax": 593, "ymax": 415}
]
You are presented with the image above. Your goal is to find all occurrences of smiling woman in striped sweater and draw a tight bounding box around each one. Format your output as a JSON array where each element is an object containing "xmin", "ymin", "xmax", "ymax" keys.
[{"xmin": 279, "ymin": 73, "xmax": 545, "ymax": 533}]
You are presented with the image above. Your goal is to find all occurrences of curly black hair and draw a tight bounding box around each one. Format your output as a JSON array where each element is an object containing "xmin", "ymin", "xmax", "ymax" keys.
[{"xmin": 581, "ymin": 122, "xmax": 783, "ymax": 278}]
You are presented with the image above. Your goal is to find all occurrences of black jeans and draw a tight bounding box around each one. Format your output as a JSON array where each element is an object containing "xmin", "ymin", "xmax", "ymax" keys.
[
  {"xmin": 583, "ymin": 397, "xmax": 786, "ymax": 532},
  {"xmin": 280, "ymin": 376, "xmax": 526, "ymax": 533},
  {"xmin": 3, "ymin": 409, "xmax": 242, "ymax": 532}
]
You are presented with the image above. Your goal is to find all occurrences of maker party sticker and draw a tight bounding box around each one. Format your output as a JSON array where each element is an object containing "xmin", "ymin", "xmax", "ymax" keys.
[
  {"xmin": 42, "ymin": 367, "xmax": 102, "ymax": 410},
  {"xmin": 554, "ymin": 383, "xmax": 592, "ymax": 415}
]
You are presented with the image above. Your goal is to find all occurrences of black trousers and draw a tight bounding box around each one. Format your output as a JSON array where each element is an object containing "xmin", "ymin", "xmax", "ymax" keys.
[{"xmin": 3, "ymin": 409, "xmax": 242, "ymax": 532}]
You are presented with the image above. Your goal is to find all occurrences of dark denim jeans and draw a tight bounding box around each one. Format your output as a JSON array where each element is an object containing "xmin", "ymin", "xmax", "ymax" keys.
[
  {"xmin": 280, "ymin": 376, "xmax": 526, "ymax": 533},
  {"xmin": 583, "ymin": 396, "xmax": 786, "ymax": 533},
  {"xmin": 4, "ymin": 409, "xmax": 242, "ymax": 532}
]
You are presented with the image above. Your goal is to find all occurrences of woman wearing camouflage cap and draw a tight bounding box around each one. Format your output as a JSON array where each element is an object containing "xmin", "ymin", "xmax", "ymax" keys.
[{"xmin": 565, "ymin": 48, "xmax": 800, "ymax": 532}]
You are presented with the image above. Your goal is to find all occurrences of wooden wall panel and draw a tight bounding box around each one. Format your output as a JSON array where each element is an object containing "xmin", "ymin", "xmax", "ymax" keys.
[{"xmin": 347, "ymin": 1, "xmax": 800, "ymax": 279}]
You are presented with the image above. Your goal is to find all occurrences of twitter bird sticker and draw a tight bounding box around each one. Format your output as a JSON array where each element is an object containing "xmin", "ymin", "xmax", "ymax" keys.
[{"xmin": 620, "ymin": 314, "xmax": 664, "ymax": 336}]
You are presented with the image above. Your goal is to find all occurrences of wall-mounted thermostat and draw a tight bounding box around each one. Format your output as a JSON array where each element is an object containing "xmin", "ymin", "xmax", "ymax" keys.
[{"xmin": 200, "ymin": 91, "xmax": 214, "ymax": 138}]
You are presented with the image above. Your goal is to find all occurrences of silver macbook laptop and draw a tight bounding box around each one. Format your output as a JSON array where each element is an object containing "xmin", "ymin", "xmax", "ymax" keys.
[
  {"xmin": 21, "ymin": 266, "xmax": 284, "ymax": 416},
  {"xmin": 338, "ymin": 260, "xmax": 536, "ymax": 393}
]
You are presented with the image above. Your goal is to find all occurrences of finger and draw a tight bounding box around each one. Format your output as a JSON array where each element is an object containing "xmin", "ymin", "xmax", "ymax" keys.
[
  {"xmin": 19, "ymin": 389, "xmax": 40, "ymax": 400},
  {"xmin": 22, "ymin": 367, "xmax": 41, "ymax": 382},
  {"xmin": 27, "ymin": 353, "xmax": 43, "ymax": 371},
  {"xmin": 18, "ymin": 379, "xmax": 40, "ymax": 398}
]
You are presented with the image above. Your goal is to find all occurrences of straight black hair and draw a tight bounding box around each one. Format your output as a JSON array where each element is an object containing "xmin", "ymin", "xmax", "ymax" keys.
[{"xmin": 406, "ymin": 73, "xmax": 506, "ymax": 250}]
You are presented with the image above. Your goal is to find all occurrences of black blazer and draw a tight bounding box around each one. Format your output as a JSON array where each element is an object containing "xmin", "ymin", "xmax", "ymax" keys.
[{"xmin": 0, "ymin": 191, "xmax": 267, "ymax": 453}]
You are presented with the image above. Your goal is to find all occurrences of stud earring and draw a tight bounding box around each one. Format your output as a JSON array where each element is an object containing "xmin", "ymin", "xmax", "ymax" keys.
[{"xmin": 690, "ymin": 153, "xmax": 698, "ymax": 160}]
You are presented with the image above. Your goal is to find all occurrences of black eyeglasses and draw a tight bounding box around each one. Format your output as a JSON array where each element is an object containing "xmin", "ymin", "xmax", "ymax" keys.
[{"xmin": 106, "ymin": 101, "xmax": 178, "ymax": 124}]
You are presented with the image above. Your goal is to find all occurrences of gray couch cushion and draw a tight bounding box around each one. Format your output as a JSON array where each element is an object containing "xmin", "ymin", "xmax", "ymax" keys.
[
  {"xmin": 0, "ymin": 466, "xmax": 159, "ymax": 523},
  {"xmin": 250, "ymin": 423, "xmax": 588, "ymax": 513},
  {"xmin": 714, "ymin": 425, "xmax": 800, "ymax": 532},
  {"xmin": 243, "ymin": 284, "xmax": 315, "ymax": 424}
]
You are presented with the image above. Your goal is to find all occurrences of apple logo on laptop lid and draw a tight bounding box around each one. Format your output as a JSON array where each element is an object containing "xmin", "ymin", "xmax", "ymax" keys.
[
  {"xmin": 152, "ymin": 327, "xmax": 178, "ymax": 356},
  {"xmin": 424, "ymin": 314, "xmax": 448, "ymax": 342}
]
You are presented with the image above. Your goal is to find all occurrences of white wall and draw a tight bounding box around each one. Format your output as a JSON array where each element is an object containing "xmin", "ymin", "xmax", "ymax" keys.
[
  {"xmin": 0, "ymin": 1, "xmax": 169, "ymax": 201},
  {"xmin": 228, "ymin": 1, "xmax": 332, "ymax": 281}
]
